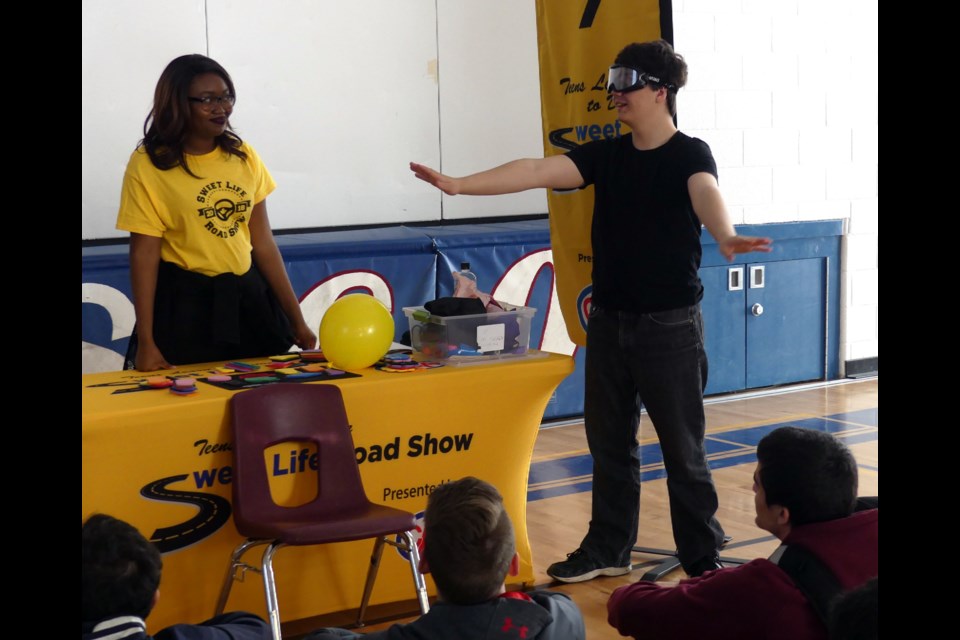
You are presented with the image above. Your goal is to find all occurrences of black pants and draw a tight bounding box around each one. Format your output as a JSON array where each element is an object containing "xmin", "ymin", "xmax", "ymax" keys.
[
  {"xmin": 125, "ymin": 260, "xmax": 293, "ymax": 368},
  {"xmin": 579, "ymin": 304, "xmax": 725, "ymax": 569}
]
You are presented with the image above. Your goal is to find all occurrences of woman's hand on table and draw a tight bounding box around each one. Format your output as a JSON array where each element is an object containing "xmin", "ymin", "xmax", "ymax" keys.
[
  {"xmin": 136, "ymin": 342, "xmax": 173, "ymax": 371},
  {"xmin": 292, "ymin": 321, "xmax": 318, "ymax": 351}
]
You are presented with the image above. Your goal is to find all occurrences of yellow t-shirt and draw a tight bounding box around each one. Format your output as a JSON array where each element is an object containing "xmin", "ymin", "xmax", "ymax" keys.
[{"xmin": 116, "ymin": 142, "xmax": 276, "ymax": 276}]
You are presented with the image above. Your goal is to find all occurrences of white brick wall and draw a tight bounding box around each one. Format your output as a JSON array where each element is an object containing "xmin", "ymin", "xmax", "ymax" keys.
[
  {"xmin": 846, "ymin": 304, "xmax": 877, "ymax": 340},
  {"xmin": 826, "ymin": 87, "xmax": 864, "ymax": 128},
  {"xmin": 717, "ymin": 91, "xmax": 772, "ymax": 129},
  {"xmin": 848, "ymin": 338, "xmax": 878, "ymax": 362},
  {"xmin": 852, "ymin": 127, "xmax": 879, "ymax": 164},
  {"xmin": 676, "ymin": 0, "xmax": 878, "ymax": 364},
  {"xmin": 721, "ymin": 166, "xmax": 773, "ymax": 206},
  {"xmin": 846, "ymin": 234, "xmax": 879, "ymax": 272},
  {"xmin": 683, "ymin": 0, "xmax": 743, "ymax": 15},
  {"xmin": 796, "ymin": 200, "xmax": 852, "ymax": 221},
  {"xmin": 742, "ymin": 0, "xmax": 799, "ymax": 16},
  {"xmin": 799, "ymin": 128, "xmax": 852, "ymax": 166},
  {"xmin": 744, "ymin": 127, "xmax": 799, "ymax": 166},
  {"xmin": 849, "ymin": 269, "xmax": 878, "ymax": 307},
  {"xmin": 772, "ymin": 165, "xmax": 826, "ymax": 203},
  {"xmin": 715, "ymin": 14, "xmax": 772, "ymax": 54},
  {"xmin": 771, "ymin": 15, "xmax": 804, "ymax": 55},
  {"xmin": 844, "ymin": 304, "xmax": 877, "ymax": 362},
  {"xmin": 684, "ymin": 51, "xmax": 744, "ymax": 91},
  {"xmin": 743, "ymin": 202, "xmax": 798, "ymax": 224},
  {"xmin": 826, "ymin": 164, "xmax": 877, "ymax": 201},
  {"xmin": 773, "ymin": 90, "xmax": 827, "ymax": 128},
  {"xmin": 743, "ymin": 53, "xmax": 799, "ymax": 91},
  {"xmin": 673, "ymin": 13, "xmax": 715, "ymax": 53},
  {"xmin": 688, "ymin": 128, "xmax": 743, "ymax": 169},
  {"xmin": 676, "ymin": 91, "xmax": 717, "ymax": 130},
  {"xmin": 849, "ymin": 199, "xmax": 878, "ymax": 234},
  {"xmin": 799, "ymin": 54, "xmax": 853, "ymax": 92}
]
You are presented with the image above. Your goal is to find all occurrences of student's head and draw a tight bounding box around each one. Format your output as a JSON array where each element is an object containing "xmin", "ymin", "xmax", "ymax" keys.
[
  {"xmin": 829, "ymin": 578, "xmax": 878, "ymax": 640},
  {"xmin": 142, "ymin": 54, "xmax": 244, "ymax": 172},
  {"xmin": 421, "ymin": 477, "xmax": 517, "ymax": 605},
  {"xmin": 612, "ymin": 40, "xmax": 687, "ymax": 117},
  {"xmin": 753, "ymin": 427, "xmax": 858, "ymax": 538},
  {"xmin": 82, "ymin": 514, "xmax": 162, "ymax": 623}
]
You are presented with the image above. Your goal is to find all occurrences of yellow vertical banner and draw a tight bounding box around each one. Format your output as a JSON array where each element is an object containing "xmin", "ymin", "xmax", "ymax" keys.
[{"xmin": 535, "ymin": 0, "xmax": 664, "ymax": 345}]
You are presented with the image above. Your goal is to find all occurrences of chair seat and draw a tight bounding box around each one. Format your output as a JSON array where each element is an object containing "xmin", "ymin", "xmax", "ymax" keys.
[{"xmin": 236, "ymin": 501, "xmax": 417, "ymax": 545}]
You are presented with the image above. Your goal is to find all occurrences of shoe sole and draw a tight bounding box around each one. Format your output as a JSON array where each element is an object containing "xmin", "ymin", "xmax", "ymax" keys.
[{"xmin": 547, "ymin": 564, "xmax": 633, "ymax": 584}]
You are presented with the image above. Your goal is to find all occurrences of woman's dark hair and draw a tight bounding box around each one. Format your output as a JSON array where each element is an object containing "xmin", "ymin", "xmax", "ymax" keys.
[{"xmin": 140, "ymin": 54, "xmax": 246, "ymax": 177}]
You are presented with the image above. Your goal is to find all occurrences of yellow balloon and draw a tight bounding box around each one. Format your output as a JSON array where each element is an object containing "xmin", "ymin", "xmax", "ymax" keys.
[{"xmin": 319, "ymin": 294, "xmax": 395, "ymax": 369}]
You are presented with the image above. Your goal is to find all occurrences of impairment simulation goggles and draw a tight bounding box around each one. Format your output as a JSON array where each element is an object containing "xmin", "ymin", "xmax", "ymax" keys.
[{"xmin": 606, "ymin": 65, "xmax": 677, "ymax": 93}]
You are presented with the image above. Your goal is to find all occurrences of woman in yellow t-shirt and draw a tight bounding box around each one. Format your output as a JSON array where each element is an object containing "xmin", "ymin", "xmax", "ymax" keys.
[{"xmin": 117, "ymin": 54, "xmax": 316, "ymax": 371}]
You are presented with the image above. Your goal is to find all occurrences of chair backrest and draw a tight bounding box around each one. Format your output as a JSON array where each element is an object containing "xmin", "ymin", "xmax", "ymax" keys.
[{"xmin": 229, "ymin": 384, "xmax": 370, "ymax": 529}]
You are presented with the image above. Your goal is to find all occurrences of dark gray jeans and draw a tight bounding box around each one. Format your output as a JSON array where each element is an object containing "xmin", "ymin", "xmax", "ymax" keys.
[{"xmin": 579, "ymin": 303, "xmax": 725, "ymax": 569}]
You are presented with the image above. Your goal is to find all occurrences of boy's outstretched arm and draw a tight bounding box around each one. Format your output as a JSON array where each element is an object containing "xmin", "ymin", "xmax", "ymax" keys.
[
  {"xmin": 688, "ymin": 172, "xmax": 773, "ymax": 261},
  {"xmin": 410, "ymin": 155, "xmax": 583, "ymax": 196}
]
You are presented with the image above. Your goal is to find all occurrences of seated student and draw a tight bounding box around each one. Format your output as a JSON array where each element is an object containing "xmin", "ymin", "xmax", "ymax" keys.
[
  {"xmin": 82, "ymin": 514, "xmax": 270, "ymax": 640},
  {"xmin": 307, "ymin": 476, "xmax": 585, "ymax": 640},
  {"xmin": 607, "ymin": 426, "xmax": 878, "ymax": 640}
]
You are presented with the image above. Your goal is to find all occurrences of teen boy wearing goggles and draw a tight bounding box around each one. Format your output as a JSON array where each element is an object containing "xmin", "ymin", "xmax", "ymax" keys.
[{"xmin": 410, "ymin": 39, "xmax": 771, "ymax": 584}]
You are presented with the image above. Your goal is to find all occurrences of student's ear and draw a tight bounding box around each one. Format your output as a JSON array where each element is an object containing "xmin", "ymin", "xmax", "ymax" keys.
[
  {"xmin": 416, "ymin": 532, "xmax": 430, "ymax": 574},
  {"xmin": 417, "ymin": 538, "xmax": 431, "ymax": 574},
  {"xmin": 508, "ymin": 553, "xmax": 520, "ymax": 577},
  {"xmin": 778, "ymin": 505, "xmax": 791, "ymax": 527}
]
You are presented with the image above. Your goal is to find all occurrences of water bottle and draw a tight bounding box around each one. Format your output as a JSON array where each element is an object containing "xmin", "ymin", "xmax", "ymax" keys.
[
  {"xmin": 453, "ymin": 261, "xmax": 478, "ymax": 298},
  {"xmin": 459, "ymin": 262, "xmax": 477, "ymax": 283}
]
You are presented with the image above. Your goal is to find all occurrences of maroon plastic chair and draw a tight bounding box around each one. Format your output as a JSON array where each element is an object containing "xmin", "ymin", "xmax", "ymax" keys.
[{"xmin": 214, "ymin": 383, "xmax": 429, "ymax": 640}]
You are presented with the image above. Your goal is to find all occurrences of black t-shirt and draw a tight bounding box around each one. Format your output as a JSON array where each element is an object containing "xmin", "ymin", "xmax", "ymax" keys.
[{"xmin": 566, "ymin": 132, "xmax": 718, "ymax": 313}]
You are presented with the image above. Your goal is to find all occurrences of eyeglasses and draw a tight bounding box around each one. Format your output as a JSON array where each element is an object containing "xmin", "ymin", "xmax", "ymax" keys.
[
  {"xmin": 606, "ymin": 65, "xmax": 676, "ymax": 93},
  {"xmin": 188, "ymin": 95, "xmax": 236, "ymax": 109}
]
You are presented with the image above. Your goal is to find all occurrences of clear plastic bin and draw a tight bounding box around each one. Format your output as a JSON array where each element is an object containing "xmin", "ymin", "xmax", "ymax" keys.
[{"xmin": 403, "ymin": 304, "xmax": 537, "ymax": 361}]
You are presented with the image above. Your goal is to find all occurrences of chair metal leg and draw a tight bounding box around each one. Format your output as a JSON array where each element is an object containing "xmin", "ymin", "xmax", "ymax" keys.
[
  {"xmin": 215, "ymin": 538, "xmax": 271, "ymax": 615},
  {"xmin": 356, "ymin": 537, "xmax": 387, "ymax": 627},
  {"xmin": 261, "ymin": 541, "xmax": 286, "ymax": 640},
  {"xmin": 400, "ymin": 530, "xmax": 430, "ymax": 615}
]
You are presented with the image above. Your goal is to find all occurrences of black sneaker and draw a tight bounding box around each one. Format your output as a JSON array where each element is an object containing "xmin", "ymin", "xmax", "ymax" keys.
[
  {"xmin": 546, "ymin": 549, "xmax": 632, "ymax": 583},
  {"xmin": 684, "ymin": 553, "xmax": 723, "ymax": 578}
]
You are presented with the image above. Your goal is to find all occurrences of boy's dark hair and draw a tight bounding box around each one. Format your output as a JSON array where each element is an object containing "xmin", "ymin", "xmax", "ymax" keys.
[
  {"xmin": 829, "ymin": 578, "xmax": 878, "ymax": 640},
  {"xmin": 757, "ymin": 427, "xmax": 858, "ymax": 526},
  {"xmin": 82, "ymin": 514, "xmax": 163, "ymax": 623},
  {"xmin": 423, "ymin": 477, "xmax": 516, "ymax": 605},
  {"xmin": 614, "ymin": 39, "xmax": 688, "ymax": 117}
]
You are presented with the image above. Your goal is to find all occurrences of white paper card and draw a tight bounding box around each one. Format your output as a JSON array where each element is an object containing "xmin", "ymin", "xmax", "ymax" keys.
[{"xmin": 476, "ymin": 323, "xmax": 505, "ymax": 352}]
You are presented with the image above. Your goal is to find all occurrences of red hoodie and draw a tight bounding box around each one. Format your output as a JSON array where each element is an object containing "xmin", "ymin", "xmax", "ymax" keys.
[{"xmin": 607, "ymin": 509, "xmax": 878, "ymax": 640}]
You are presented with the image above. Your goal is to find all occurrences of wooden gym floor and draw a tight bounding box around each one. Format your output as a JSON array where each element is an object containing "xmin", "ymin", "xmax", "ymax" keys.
[{"xmin": 286, "ymin": 377, "xmax": 878, "ymax": 639}]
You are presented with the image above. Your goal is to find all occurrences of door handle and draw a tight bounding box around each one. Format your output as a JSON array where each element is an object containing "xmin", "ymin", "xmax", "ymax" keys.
[{"xmin": 728, "ymin": 267, "xmax": 744, "ymax": 291}]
